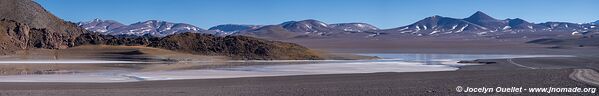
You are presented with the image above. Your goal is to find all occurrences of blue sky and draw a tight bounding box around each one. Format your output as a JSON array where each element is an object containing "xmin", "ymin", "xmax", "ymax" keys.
[{"xmin": 35, "ymin": 0, "xmax": 599, "ymax": 29}]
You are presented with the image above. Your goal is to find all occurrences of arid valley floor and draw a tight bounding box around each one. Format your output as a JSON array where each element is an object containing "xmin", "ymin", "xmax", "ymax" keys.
[{"xmin": 1, "ymin": 38, "xmax": 599, "ymax": 96}]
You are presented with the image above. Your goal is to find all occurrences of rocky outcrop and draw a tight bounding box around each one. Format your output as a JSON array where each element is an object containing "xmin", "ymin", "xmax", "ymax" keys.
[
  {"xmin": 0, "ymin": 19, "xmax": 30, "ymax": 55},
  {"xmin": 74, "ymin": 33, "xmax": 324, "ymax": 60},
  {"xmin": 0, "ymin": 0, "xmax": 86, "ymax": 51},
  {"xmin": 0, "ymin": 18, "xmax": 86, "ymax": 55},
  {"xmin": 74, "ymin": 33, "xmax": 153, "ymax": 46},
  {"xmin": 150, "ymin": 33, "xmax": 322, "ymax": 60}
]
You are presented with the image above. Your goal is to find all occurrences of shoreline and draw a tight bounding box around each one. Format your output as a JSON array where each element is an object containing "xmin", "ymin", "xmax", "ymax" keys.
[
  {"xmin": 0, "ymin": 69, "xmax": 593, "ymax": 96},
  {"xmin": 0, "ymin": 54, "xmax": 582, "ymax": 82},
  {"xmin": 1, "ymin": 43, "xmax": 598, "ymax": 95},
  {"xmin": 0, "ymin": 55, "xmax": 598, "ymax": 95}
]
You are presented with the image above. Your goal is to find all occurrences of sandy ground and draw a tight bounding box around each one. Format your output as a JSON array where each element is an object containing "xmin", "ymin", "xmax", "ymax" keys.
[
  {"xmin": 285, "ymin": 38, "xmax": 599, "ymax": 55},
  {"xmin": 1, "ymin": 53, "xmax": 597, "ymax": 95},
  {"xmin": 0, "ymin": 45, "xmax": 230, "ymax": 75},
  {"xmin": 0, "ymin": 45, "xmax": 379, "ymax": 75},
  {"xmin": 0, "ymin": 64, "xmax": 119, "ymax": 75},
  {"xmin": 0, "ymin": 69, "xmax": 592, "ymax": 96},
  {"xmin": 0, "ymin": 39, "xmax": 598, "ymax": 95}
]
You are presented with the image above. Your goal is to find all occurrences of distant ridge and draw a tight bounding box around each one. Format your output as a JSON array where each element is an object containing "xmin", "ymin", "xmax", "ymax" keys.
[
  {"xmin": 78, "ymin": 11, "xmax": 598, "ymax": 39},
  {"xmin": 385, "ymin": 11, "xmax": 596, "ymax": 37},
  {"xmin": 208, "ymin": 24, "xmax": 262, "ymax": 34},
  {"xmin": 78, "ymin": 19, "xmax": 213, "ymax": 37}
]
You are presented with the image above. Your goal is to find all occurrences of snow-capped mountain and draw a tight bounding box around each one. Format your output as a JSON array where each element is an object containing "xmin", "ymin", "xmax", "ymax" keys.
[
  {"xmin": 208, "ymin": 24, "xmax": 262, "ymax": 34},
  {"xmin": 79, "ymin": 20, "xmax": 207, "ymax": 37},
  {"xmin": 386, "ymin": 11, "xmax": 595, "ymax": 36},
  {"xmin": 277, "ymin": 19, "xmax": 384, "ymax": 34},
  {"xmin": 329, "ymin": 23, "xmax": 379, "ymax": 32},
  {"xmin": 537, "ymin": 22, "xmax": 590, "ymax": 32},
  {"xmin": 77, "ymin": 19, "xmax": 125, "ymax": 33},
  {"xmin": 279, "ymin": 19, "xmax": 336, "ymax": 33},
  {"xmin": 79, "ymin": 12, "xmax": 596, "ymax": 39},
  {"xmin": 593, "ymin": 20, "xmax": 599, "ymax": 25},
  {"xmin": 388, "ymin": 15, "xmax": 488, "ymax": 36},
  {"xmin": 230, "ymin": 19, "xmax": 383, "ymax": 38}
]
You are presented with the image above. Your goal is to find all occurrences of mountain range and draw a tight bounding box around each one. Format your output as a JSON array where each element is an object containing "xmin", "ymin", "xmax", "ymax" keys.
[
  {"xmin": 79, "ymin": 19, "xmax": 381, "ymax": 38},
  {"xmin": 79, "ymin": 12, "xmax": 598, "ymax": 39},
  {"xmin": 385, "ymin": 11, "xmax": 596, "ymax": 37},
  {"xmin": 78, "ymin": 19, "xmax": 211, "ymax": 37}
]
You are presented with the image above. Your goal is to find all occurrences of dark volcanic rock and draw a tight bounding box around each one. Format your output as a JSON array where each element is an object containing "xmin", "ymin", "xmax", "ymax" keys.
[
  {"xmin": 74, "ymin": 33, "xmax": 154, "ymax": 46},
  {"xmin": 74, "ymin": 33, "xmax": 323, "ymax": 60},
  {"xmin": 149, "ymin": 33, "xmax": 322, "ymax": 60}
]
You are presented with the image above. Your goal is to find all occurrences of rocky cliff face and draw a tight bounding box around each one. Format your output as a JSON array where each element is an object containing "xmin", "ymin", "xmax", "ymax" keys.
[
  {"xmin": 0, "ymin": 19, "xmax": 30, "ymax": 55},
  {"xmin": 0, "ymin": 0, "xmax": 86, "ymax": 50}
]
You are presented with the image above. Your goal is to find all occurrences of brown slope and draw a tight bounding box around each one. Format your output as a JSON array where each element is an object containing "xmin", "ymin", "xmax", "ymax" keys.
[
  {"xmin": 0, "ymin": 0, "xmax": 86, "ymax": 49},
  {"xmin": 236, "ymin": 25, "xmax": 303, "ymax": 40}
]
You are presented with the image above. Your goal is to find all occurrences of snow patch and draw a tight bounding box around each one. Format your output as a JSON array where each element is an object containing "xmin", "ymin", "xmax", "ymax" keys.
[
  {"xmin": 502, "ymin": 26, "xmax": 511, "ymax": 30},
  {"xmin": 457, "ymin": 24, "xmax": 468, "ymax": 32}
]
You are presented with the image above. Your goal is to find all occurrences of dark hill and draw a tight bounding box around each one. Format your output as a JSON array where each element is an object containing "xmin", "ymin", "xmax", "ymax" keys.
[
  {"xmin": 74, "ymin": 33, "xmax": 324, "ymax": 60},
  {"xmin": 150, "ymin": 33, "xmax": 322, "ymax": 60}
]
